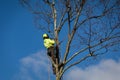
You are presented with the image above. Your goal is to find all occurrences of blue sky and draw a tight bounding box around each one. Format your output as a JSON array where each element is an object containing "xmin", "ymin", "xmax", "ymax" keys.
[
  {"xmin": 0, "ymin": 0, "xmax": 44, "ymax": 80},
  {"xmin": 0, "ymin": 0, "xmax": 120, "ymax": 80}
]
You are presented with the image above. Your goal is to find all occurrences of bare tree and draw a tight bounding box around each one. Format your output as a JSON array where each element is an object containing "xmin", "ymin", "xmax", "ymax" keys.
[{"xmin": 20, "ymin": 0, "xmax": 120, "ymax": 80}]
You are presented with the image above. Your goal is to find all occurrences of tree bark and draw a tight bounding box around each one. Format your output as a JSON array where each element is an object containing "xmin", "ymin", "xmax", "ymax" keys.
[{"xmin": 56, "ymin": 73, "xmax": 60, "ymax": 80}]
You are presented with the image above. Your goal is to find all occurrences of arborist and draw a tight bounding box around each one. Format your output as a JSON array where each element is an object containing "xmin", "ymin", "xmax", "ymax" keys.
[{"xmin": 43, "ymin": 33, "xmax": 56, "ymax": 74}]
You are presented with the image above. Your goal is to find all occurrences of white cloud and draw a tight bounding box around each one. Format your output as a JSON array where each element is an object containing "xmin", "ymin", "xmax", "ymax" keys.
[
  {"xmin": 65, "ymin": 59, "xmax": 120, "ymax": 80},
  {"xmin": 13, "ymin": 50, "xmax": 54, "ymax": 80},
  {"xmin": 13, "ymin": 51, "xmax": 120, "ymax": 80}
]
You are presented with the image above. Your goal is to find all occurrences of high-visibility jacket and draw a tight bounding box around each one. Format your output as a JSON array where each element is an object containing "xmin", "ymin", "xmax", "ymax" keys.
[{"xmin": 44, "ymin": 38, "xmax": 55, "ymax": 49}]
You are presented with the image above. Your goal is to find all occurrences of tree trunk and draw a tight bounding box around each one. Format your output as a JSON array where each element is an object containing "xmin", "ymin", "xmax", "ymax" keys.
[
  {"xmin": 55, "ymin": 59, "xmax": 60, "ymax": 80},
  {"xmin": 56, "ymin": 73, "xmax": 61, "ymax": 80}
]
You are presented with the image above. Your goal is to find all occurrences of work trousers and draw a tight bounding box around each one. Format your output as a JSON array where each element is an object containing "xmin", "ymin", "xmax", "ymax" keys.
[
  {"xmin": 47, "ymin": 47, "xmax": 56, "ymax": 62},
  {"xmin": 47, "ymin": 47, "xmax": 56, "ymax": 74}
]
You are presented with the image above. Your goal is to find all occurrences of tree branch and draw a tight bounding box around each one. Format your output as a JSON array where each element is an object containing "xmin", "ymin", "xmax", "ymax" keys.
[
  {"xmin": 76, "ymin": 2, "xmax": 117, "ymax": 29},
  {"xmin": 62, "ymin": 54, "xmax": 91, "ymax": 75},
  {"xmin": 66, "ymin": 0, "xmax": 71, "ymax": 37},
  {"xmin": 65, "ymin": 34, "xmax": 118, "ymax": 65},
  {"xmin": 57, "ymin": 9, "xmax": 67, "ymax": 33},
  {"xmin": 48, "ymin": 55, "xmax": 56, "ymax": 67},
  {"xmin": 63, "ymin": 0, "xmax": 86, "ymax": 62}
]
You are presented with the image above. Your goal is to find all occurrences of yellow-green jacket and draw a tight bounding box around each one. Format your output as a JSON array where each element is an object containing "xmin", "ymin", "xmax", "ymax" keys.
[{"xmin": 44, "ymin": 38, "xmax": 55, "ymax": 48}]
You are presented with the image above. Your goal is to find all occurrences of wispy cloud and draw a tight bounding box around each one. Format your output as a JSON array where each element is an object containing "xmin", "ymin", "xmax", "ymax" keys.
[
  {"xmin": 13, "ymin": 50, "xmax": 54, "ymax": 80},
  {"xmin": 13, "ymin": 51, "xmax": 120, "ymax": 80},
  {"xmin": 65, "ymin": 59, "xmax": 120, "ymax": 80}
]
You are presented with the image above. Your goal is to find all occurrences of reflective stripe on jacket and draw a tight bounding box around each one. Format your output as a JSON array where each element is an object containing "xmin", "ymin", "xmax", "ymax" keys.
[{"xmin": 44, "ymin": 38, "xmax": 55, "ymax": 48}]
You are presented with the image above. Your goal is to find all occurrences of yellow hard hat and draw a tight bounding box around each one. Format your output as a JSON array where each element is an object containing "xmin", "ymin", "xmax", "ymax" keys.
[{"xmin": 43, "ymin": 33, "xmax": 48, "ymax": 38}]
